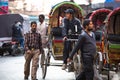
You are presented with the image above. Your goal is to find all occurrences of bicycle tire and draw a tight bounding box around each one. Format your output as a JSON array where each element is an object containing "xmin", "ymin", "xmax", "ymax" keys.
[
  {"xmin": 41, "ymin": 52, "xmax": 49, "ymax": 79},
  {"xmin": 73, "ymin": 54, "xmax": 81, "ymax": 78},
  {"xmin": 42, "ymin": 58, "xmax": 48, "ymax": 79}
]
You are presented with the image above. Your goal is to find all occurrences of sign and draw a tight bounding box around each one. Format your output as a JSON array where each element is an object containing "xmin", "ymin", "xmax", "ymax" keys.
[
  {"xmin": 115, "ymin": 0, "xmax": 120, "ymax": 2},
  {"xmin": 0, "ymin": 0, "xmax": 8, "ymax": 14}
]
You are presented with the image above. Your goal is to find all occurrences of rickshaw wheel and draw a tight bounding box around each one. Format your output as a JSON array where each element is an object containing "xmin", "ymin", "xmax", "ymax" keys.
[
  {"xmin": 41, "ymin": 53, "xmax": 48, "ymax": 79},
  {"xmin": 73, "ymin": 54, "xmax": 81, "ymax": 78}
]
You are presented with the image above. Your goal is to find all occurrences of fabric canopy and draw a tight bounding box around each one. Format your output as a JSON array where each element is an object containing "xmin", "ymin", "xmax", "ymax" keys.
[
  {"xmin": 50, "ymin": 1, "xmax": 84, "ymax": 16},
  {"xmin": 0, "ymin": 14, "xmax": 23, "ymax": 37}
]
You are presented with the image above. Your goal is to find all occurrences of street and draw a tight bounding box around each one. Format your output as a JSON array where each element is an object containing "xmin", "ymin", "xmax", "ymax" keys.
[{"xmin": 0, "ymin": 54, "xmax": 120, "ymax": 80}]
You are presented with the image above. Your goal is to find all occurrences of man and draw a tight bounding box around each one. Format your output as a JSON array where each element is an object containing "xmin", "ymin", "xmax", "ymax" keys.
[
  {"xmin": 67, "ymin": 19, "xmax": 96, "ymax": 80},
  {"xmin": 12, "ymin": 21, "xmax": 24, "ymax": 48},
  {"xmin": 24, "ymin": 21, "xmax": 42, "ymax": 80},
  {"xmin": 62, "ymin": 9, "xmax": 82, "ymax": 70},
  {"xmin": 37, "ymin": 14, "xmax": 47, "ymax": 48}
]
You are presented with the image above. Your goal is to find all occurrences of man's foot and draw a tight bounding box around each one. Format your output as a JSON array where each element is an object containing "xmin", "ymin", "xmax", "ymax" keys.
[
  {"xmin": 31, "ymin": 79, "xmax": 38, "ymax": 80},
  {"xmin": 24, "ymin": 77, "xmax": 28, "ymax": 80},
  {"xmin": 62, "ymin": 64, "xmax": 67, "ymax": 70}
]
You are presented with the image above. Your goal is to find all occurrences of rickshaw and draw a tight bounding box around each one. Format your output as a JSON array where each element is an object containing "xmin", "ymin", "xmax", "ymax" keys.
[
  {"xmin": 41, "ymin": 1, "xmax": 84, "ymax": 79},
  {"xmin": 87, "ymin": 8, "xmax": 112, "ymax": 72},
  {"xmin": 105, "ymin": 7, "xmax": 120, "ymax": 79}
]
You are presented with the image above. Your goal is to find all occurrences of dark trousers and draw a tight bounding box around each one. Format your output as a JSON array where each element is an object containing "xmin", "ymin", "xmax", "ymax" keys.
[
  {"xmin": 63, "ymin": 41, "xmax": 72, "ymax": 64},
  {"xmin": 76, "ymin": 56, "xmax": 94, "ymax": 80}
]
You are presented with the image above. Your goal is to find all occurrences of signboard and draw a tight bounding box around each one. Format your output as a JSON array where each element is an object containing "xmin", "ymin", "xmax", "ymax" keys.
[
  {"xmin": 0, "ymin": 0, "xmax": 8, "ymax": 14},
  {"xmin": 115, "ymin": 0, "xmax": 120, "ymax": 2}
]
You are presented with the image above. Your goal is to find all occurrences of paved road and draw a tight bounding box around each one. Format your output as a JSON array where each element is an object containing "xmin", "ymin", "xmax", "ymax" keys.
[
  {"xmin": 0, "ymin": 55, "xmax": 75, "ymax": 80},
  {"xmin": 0, "ymin": 54, "xmax": 119, "ymax": 80}
]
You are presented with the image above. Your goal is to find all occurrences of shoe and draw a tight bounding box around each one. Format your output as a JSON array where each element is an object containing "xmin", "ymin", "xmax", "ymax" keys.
[
  {"xmin": 24, "ymin": 76, "xmax": 28, "ymax": 80},
  {"xmin": 32, "ymin": 79, "xmax": 38, "ymax": 80},
  {"xmin": 62, "ymin": 64, "xmax": 67, "ymax": 70}
]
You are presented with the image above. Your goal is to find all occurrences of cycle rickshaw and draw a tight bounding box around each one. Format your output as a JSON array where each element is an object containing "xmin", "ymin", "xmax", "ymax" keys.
[
  {"xmin": 105, "ymin": 7, "xmax": 120, "ymax": 79},
  {"xmin": 41, "ymin": 1, "xmax": 84, "ymax": 79},
  {"xmin": 87, "ymin": 8, "xmax": 112, "ymax": 72}
]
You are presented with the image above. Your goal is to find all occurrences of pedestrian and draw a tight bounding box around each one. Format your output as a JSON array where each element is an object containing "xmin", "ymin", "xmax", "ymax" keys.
[
  {"xmin": 12, "ymin": 21, "xmax": 24, "ymax": 48},
  {"xmin": 24, "ymin": 21, "xmax": 42, "ymax": 80},
  {"xmin": 37, "ymin": 14, "xmax": 47, "ymax": 48},
  {"xmin": 37, "ymin": 14, "xmax": 48, "ymax": 67},
  {"xmin": 62, "ymin": 8, "xmax": 82, "ymax": 70},
  {"xmin": 67, "ymin": 19, "xmax": 96, "ymax": 80}
]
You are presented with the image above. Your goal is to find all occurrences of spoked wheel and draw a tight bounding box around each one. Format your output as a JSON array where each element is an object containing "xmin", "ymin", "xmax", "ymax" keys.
[
  {"xmin": 41, "ymin": 48, "xmax": 49, "ymax": 79},
  {"xmin": 73, "ymin": 54, "xmax": 81, "ymax": 78},
  {"xmin": 41, "ymin": 53, "xmax": 47, "ymax": 79}
]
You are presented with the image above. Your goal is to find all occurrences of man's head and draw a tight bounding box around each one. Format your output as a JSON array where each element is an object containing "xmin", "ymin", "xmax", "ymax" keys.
[
  {"xmin": 15, "ymin": 21, "xmax": 22, "ymax": 27},
  {"xmin": 83, "ymin": 19, "xmax": 94, "ymax": 32},
  {"xmin": 39, "ymin": 14, "xmax": 45, "ymax": 23},
  {"xmin": 65, "ymin": 9, "xmax": 74, "ymax": 20},
  {"xmin": 31, "ymin": 21, "xmax": 37, "ymax": 33}
]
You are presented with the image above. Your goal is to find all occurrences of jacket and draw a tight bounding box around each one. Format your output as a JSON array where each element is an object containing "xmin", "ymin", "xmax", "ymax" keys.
[{"xmin": 62, "ymin": 17, "xmax": 82, "ymax": 37}]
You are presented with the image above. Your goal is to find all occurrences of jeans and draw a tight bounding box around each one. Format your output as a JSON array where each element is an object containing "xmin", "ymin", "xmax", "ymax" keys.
[{"xmin": 63, "ymin": 41, "xmax": 72, "ymax": 64}]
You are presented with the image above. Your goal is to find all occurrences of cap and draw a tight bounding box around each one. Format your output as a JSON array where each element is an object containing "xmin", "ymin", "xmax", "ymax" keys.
[{"xmin": 65, "ymin": 9, "xmax": 74, "ymax": 14}]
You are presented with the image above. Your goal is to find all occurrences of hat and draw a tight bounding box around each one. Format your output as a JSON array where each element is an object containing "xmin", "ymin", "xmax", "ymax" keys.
[{"xmin": 65, "ymin": 9, "xmax": 74, "ymax": 14}]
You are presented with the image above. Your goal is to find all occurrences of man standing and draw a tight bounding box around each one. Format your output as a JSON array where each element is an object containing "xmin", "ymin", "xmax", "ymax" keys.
[
  {"xmin": 24, "ymin": 21, "xmax": 42, "ymax": 80},
  {"xmin": 67, "ymin": 19, "xmax": 96, "ymax": 80},
  {"xmin": 37, "ymin": 14, "xmax": 47, "ymax": 48},
  {"xmin": 62, "ymin": 9, "xmax": 82, "ymax": 70}
]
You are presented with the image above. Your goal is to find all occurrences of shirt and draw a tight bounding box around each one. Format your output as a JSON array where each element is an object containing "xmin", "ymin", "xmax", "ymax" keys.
[
  {"xmin": 25, "ymin": 31, "xmax": 42, "ymax": 50},
  {"xmin": 37, "ymin": 22, "xmax": 47, "ymax": 44}
]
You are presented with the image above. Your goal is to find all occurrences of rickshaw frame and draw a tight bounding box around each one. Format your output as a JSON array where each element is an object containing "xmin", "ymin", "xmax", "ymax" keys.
[{"xmin": 41, "ymin": 1, "xmax": 84, "ymax": 79}]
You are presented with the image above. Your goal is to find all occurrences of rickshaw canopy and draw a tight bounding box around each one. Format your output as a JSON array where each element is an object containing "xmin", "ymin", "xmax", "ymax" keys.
[
  {"xmin": 106, "ymin": 7, "xmax": 120, "ymax": 35},
  {"xmin": 107, "ymin": 7, "xmax": 120, "ymax": 22},
  {"xmin": 49, "ymin": 1, "xmax": 84, "ymax": 17},
  {"xmin": 89, "ymin": 8, "xmax": 112, "ymax": 28},
  {"xmin": 0, "ymin": 14, "xmax": 23, "ymax": 38},
  {"xmin": 48, "ymin": 1, "xmax": 84, "ymax": 34}
]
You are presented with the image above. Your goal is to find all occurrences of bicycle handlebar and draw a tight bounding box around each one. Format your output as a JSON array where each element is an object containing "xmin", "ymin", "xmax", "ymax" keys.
[{"xmin": 66, "ymin": 39, "xmax": 78, "ymax": 41}]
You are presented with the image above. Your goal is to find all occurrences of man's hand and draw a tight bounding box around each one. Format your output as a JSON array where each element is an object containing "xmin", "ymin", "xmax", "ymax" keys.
[
  {"xmin": 26, "ymin": 50, "xmax": 31, "ymax": 54},
  {"xmin": 63, "ymin": 36, "xmax": 67, "ymax": 41},
  {"xmin": 67, "ymin": 58, "xmax": 72, "ymax": 63}
]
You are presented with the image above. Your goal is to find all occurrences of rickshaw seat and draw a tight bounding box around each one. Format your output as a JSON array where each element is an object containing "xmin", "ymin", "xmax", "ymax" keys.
[
  {"xmin": 51, "ymin": 27, "xmax": 62, "ymax": 37},
  {"xmin": 108, "ymin": 34, "xmax": 120, "ymax": 42},
  {"xmin": 94, "ymin": 31, "xmax": 102, "ymax": 41},
  {"xmin": 53, "ymin": 36, "xmax": 63, "ymax": 43}
]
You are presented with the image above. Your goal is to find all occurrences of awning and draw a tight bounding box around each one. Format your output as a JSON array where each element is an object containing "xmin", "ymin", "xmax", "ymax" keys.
[{"xmin": 50, "ymin": 1, "xmax": 84, "ymax": 16}]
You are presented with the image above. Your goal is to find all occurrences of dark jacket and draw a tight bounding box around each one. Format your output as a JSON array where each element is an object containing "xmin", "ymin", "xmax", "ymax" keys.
[
  {"xmin": 12, "ymin": 25, "xmax": 23, "ymax": 38},
  {"xmin": 62, "ymin": 17, "xmax": 82, "ymax": 37},
  {"xmin": 69, "ymin": 30, "xmax": 96, "ymax": 59}
]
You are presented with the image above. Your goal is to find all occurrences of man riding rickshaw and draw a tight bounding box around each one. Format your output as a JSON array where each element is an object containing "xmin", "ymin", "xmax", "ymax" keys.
[{"xmin": 41, "ymin": 1, "xmax": 84, "ymax": 79}]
